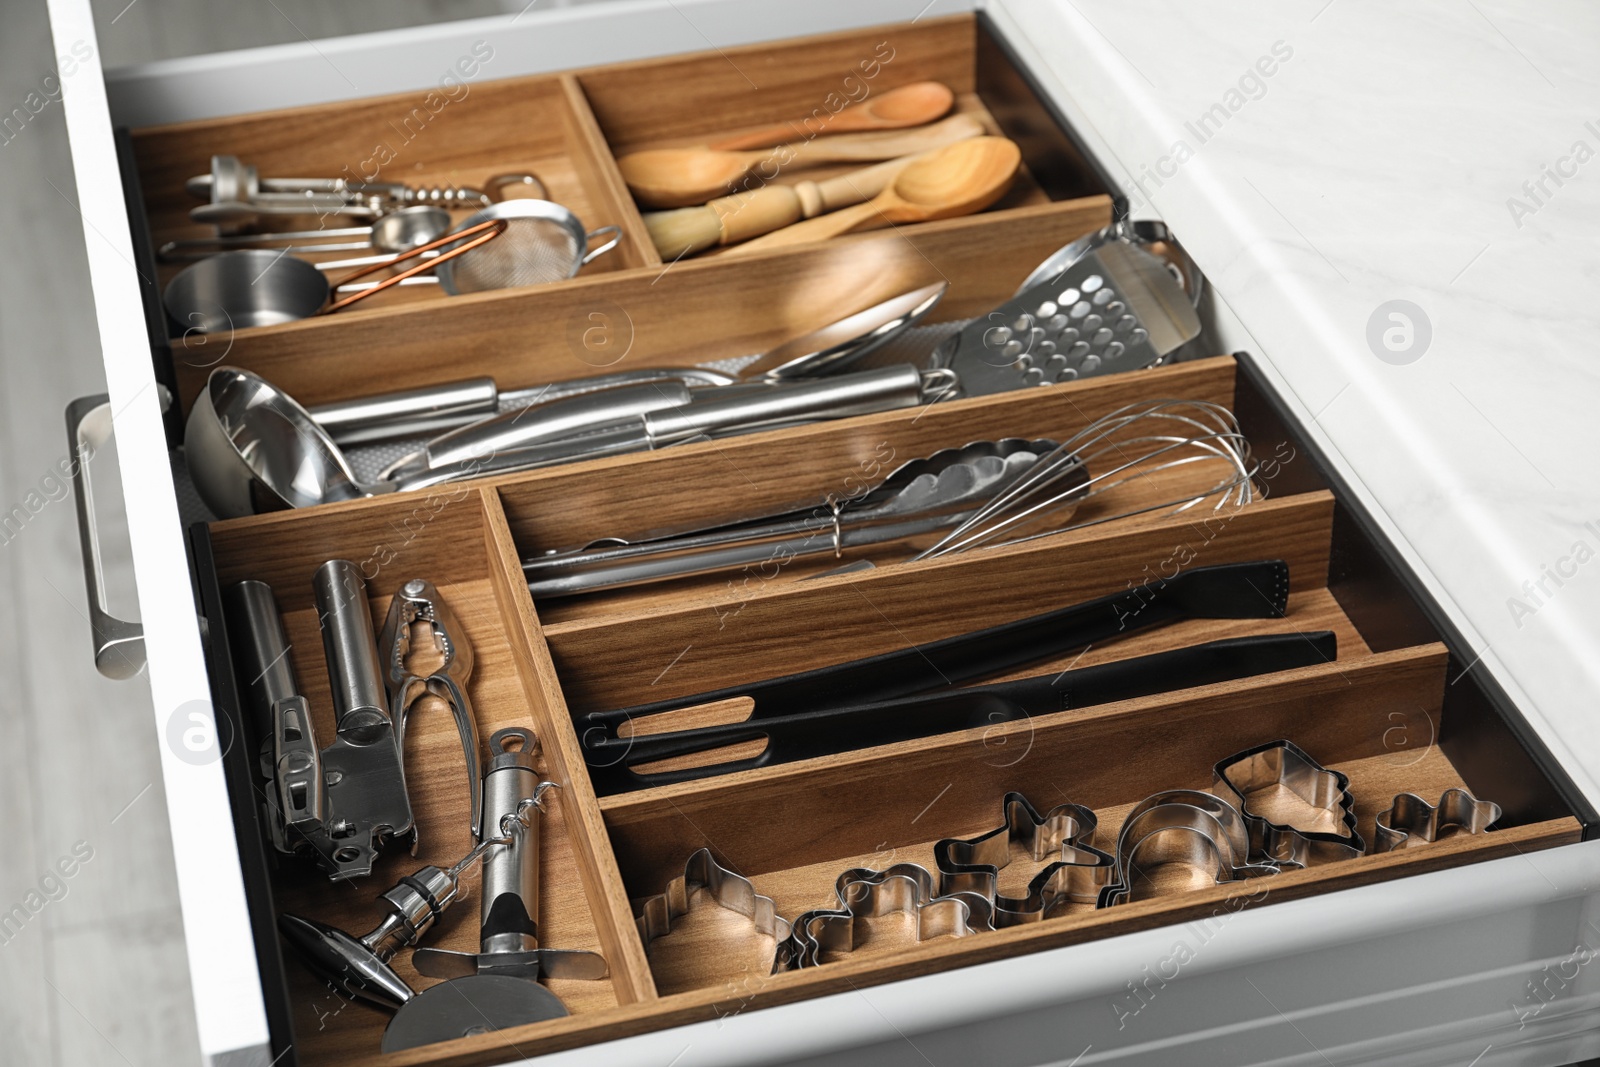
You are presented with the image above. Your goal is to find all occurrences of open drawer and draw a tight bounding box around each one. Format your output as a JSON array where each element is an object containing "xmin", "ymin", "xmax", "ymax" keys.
[{"xmin": 49, "ymin": 1, "xmax": 1600, "ymax": 1066}]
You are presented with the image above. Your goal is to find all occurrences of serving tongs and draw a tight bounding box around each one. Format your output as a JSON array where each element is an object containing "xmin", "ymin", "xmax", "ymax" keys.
[
  {"xmin": 585, "ymin": 631, "xmax": 1335, "ymax": 793},
  {"xmin": 522, "ymin": 438, "xmax": 1063, "ymax": 597},
  {"xmin": 575, "ymin": 560, "xmax": 1299, "ymax": 792}
]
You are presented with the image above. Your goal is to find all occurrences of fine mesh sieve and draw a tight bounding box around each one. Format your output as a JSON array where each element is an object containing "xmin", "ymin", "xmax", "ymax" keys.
[{"xmin": 435, "ymin": 199, "xmax": 622, "ymax": 294}]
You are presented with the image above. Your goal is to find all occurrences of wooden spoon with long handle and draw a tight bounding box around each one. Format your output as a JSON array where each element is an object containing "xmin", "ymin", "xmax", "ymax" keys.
[
  {"xmin": 707, "ymin": 82, "xmax": 955, "ymax": 151},
  {"xmin": 618, "ymin": 114, "xmax": 985, "ymax": 208},
  {"xmin": 728, "ymin": 137, "xmax": 1022, "ymax": 255}
]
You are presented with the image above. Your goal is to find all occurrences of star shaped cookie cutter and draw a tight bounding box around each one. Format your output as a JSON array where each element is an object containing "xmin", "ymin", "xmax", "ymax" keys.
[
  {"xmin": 932, "ymin": 792, "xmax": 1112, "ymax": 926},
  {"xmin": 1213, "ymin": 739, "xmax": 1364, "ymax": 867},
  {"xmin": 1375, "ymin": 789, "xmax": 1501, "ymax": 852},
  {"xmin": 635, "ymin": 848, "xmax": 791, "ymax": 974},
  {"xmin": 1098, "ymin": 789, "xmax": 1279, "ymax": 907},
  {"xmin": 779, "ymin": 863, "xmax": 993, "ymax": 970}
]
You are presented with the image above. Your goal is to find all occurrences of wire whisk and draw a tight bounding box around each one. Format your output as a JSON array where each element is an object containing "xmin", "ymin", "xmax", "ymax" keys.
[{"xmin": 913, "ymin": 399, "xmax": 1258, "ymax": 560}]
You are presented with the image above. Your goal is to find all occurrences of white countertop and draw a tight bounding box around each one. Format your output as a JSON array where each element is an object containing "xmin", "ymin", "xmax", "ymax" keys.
[{"xmin": 993, "ymin": 0, "xmax": 1600, "ymax": 806}]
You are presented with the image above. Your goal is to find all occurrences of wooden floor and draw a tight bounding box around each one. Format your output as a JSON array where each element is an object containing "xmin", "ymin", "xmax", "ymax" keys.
[{"xmin": 0, "ymin": 3, "xmax": 518, "ymax": 1064}]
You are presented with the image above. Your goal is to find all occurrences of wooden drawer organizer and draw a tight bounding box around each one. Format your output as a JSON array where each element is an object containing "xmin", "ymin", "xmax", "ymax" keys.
[{"xmin": 135, "ymin": 14, "xmax": 1589, "ymax": 1067}]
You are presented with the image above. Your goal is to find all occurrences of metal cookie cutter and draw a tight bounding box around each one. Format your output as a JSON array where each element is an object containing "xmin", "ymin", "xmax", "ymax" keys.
[
  {"xmin": 782, "ymin": 864, "xmax": 991, "ymax": 970},
  {"xmin": 1098, "ymin": 789, "xmax": 1279, "ymax": 907},
  {"xmin": 636, "ymin": 849, "xmax": 791, "ymax": 974},
  {"xmin": 1375, "ymin": 789, "xmax": 1502, "ymax": 852},
  {"xmin": 1213, "ymin": 739, "xmax": 1363, "ymax": 867},
  {"xmin": 932, "ymin": 792, "xmax": 1112, "ymax": 926},
  {"xmin": 378, "ymin": 578, "xmax": 484, "ymax": 847}
]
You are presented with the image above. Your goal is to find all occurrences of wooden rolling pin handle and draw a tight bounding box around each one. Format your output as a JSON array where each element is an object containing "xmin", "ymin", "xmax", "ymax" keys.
[
  {"xmin": 711, "ymin": 186, "xmax": 804, "ymax": 245},
  {"xmin": 707, "ymin": 155, "xmax": 914, "ymax": 245}
]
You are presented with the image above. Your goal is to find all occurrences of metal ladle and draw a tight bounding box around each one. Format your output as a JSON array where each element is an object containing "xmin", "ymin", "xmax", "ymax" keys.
[
  {"xmin": 183, "ymin": 367, "xmax": 651, "ymax": 516},
  {"xmin": 186, "ymin": 356, "xmax": 934, "ymax": 518}
]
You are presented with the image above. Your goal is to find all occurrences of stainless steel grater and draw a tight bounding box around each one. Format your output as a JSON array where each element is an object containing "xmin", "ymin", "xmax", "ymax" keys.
[{"xmin": 930, "ymin": 238, "xmax": 1203, "ymax": 397}]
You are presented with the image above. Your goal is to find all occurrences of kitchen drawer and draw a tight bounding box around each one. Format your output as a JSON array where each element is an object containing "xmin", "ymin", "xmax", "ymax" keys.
[{"xmin": 47, "ymin": 2, "xmax": 1600, "ymax": 1066}]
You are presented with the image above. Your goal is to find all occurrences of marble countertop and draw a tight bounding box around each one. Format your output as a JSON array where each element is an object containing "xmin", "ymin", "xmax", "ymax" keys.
[{"xmin": 991, "ymin": 0, "xmax": 1600, "ymax": 803}]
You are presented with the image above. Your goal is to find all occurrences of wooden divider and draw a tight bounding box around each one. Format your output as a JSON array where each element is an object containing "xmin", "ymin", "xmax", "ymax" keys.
[{"xmin": 167, "ymin": 195, "xmax": 1111, "ymax": 411}]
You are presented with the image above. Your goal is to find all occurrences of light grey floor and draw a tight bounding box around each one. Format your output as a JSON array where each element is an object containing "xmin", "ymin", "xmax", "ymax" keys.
[{"xmin": 0, "ymin": 2, "xmax": 544, "ymax": 1064}]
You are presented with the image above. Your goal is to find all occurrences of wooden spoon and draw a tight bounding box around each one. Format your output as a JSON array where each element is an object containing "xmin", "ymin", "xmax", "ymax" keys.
[
  {"xmin": 708, "ymin": 81, "xmax": 956, "ymax": 151},
  {"xmin": 618, "ymin": 114, "xmax": 985, "ymax": 208},
  {"xmin": 727, "ymin": 137, "xmax": 1023, "ymax": 254}
]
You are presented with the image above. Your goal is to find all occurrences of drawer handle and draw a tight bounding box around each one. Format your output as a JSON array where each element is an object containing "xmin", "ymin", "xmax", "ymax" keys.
[{"xmin": 65, "ymin": 395, "xmax": 145, "ymax": 680}]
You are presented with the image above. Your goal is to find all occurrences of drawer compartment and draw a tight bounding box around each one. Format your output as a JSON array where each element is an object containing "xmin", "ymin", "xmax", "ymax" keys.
[
  {"xmin": 122, "ymin": 13, "xmax": 1117, "ymax": 422},
  {"xmin": 195, "ymin": 353, "xmax": 1584, "ymax": 1065}
]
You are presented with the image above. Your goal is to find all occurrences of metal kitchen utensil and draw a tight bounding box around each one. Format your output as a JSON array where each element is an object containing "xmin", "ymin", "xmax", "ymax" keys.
[
  {"xmin": 186, "ymin": 154, "xmax": 541, "ymax": 227},
  {"xmin": 186, "ymin": 155, "xmax": 535, "ymax": 207},
  {"xmin": 306, "ymin": 369, "xmax": 738, "ymax": 447},
  {"xmin": 336, "ymin": 199, "xmax": 622, "ymax": 296},
  {"xmin": 523, "ymin": 437, "xmax": 1059, "ymax": 598},
  {"xmin": 912, "ymin": 399, "xmax": 1256, "ymax": 559},
  {"xmin": 933, "ymin": 793, "xmax": 1116, "ymax": 926},
  {"xmin": 221, "ymin": 580, "xmax": 324, "ymax": 858},
  {"xmin": 280, "ymin": 727, "xmax": 606, "ymax": 1049},
  {"xmin": 378, "ymin": 281, "xmax": 946, "ymax": 473},
  {"xmin": 1213, "ymin": 739, "xmax": 1364, "ymax": 867},
  {"xmin": 378, "ymin": 579, "xmax": 484, "ymax": 853},
  {"xmin": 581, "ymin": 633, "xmax": 1338, "ymax": 793},
  {"xmin": 1375, "ymin": 790, "xmax": 1501, "ymax": 852},
  {"xmin": 278, "ymin": 835, "xmax": 504, "ymax": 1009},
  {"xmin": 636, "ymin": 848, "xmax": 791, "ymax": 972},
  {"xmin": 184, "ymin": 367, "xmax": 693, "ymax": 517},
  {"xmin": 290, "ymin": 280, "xmax": 945, "ymax": 449},
  {"xmin": 388, "ymin": 728, "xmax": 608, "ymax": 1052},
  {"xmin": 225, "ymin": 562, "xmax": 418, "ymax": 881},
  {"xmin": 1018, "ymin": 219, "xmax": 1204, "ymax": 306},
  {"xmin": 378, "ymin": 363, "xmax": 940, "ymax": 485},
  {"xmin": 158, "ymin": 204, "xmax": 454, "ymax": 261},
  {"xmin": 930, "ymin": 236, "xmax": 1203, "ymax": 397},
  {"xmin": 1098, "ymin": 789, "xmax": 1280, "ymax": 907},
  {"xmin": 779, "ymin": 863, "xmax": 992, "ymax": 971},
  {"xmin": 932, "ymin": 793, "xmax": 1097, "ymax": 900},
  {"xmin": 162, "ymin": 218, "xmax": 505, "ymax": 333},
  {"xmin": 310, "ymin": 561, "xmax": 413, "ymax": 879}
]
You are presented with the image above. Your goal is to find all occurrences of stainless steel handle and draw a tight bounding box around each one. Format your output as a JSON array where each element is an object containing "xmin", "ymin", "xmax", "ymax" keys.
[
  {"xmin": 307, "ymin": 378, "xmax": 500, "ymax": 446},
  {"xmin": 312, "ymin": 560, "xmax": 389, "ymax": 737},
  {"xmin": 581, "ymin": 226, "xmax": 623, "ymax": 265},
  {"xmin": 645, "ymin": 364, "xmax": 926, "ymax": 444},
  {"xmin": 398, "ymin": 381, "xmax": 695, "ymax": 475},
  {"xmin": 65, "ymin": 395, "xmax": 145, "ymax": 680}
]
